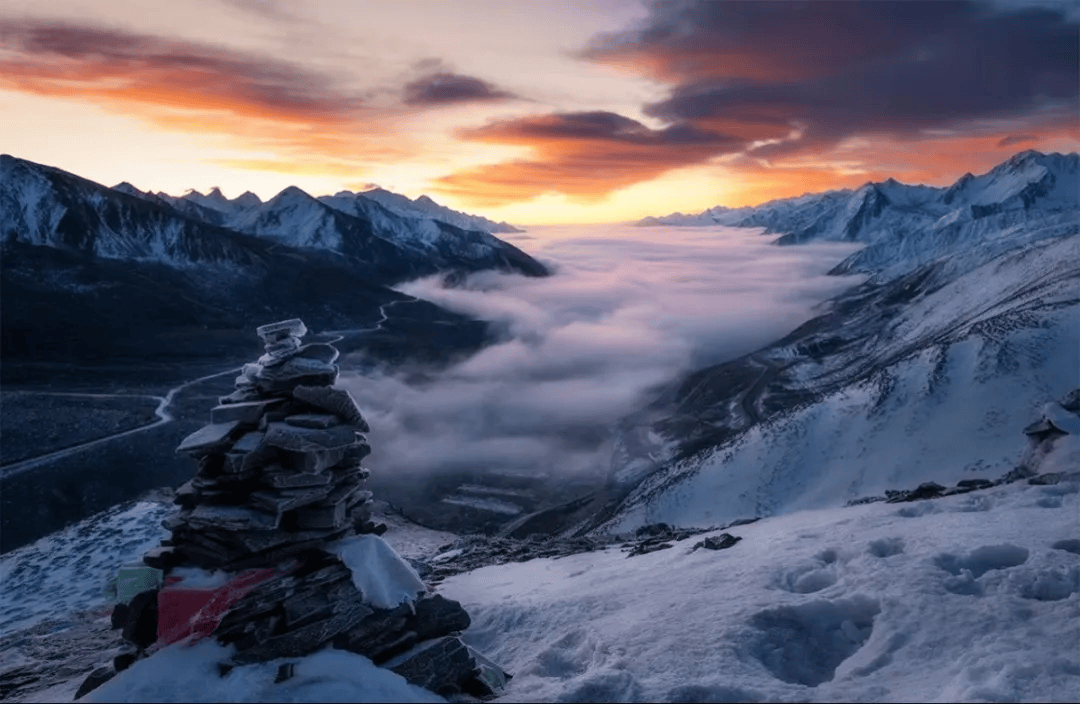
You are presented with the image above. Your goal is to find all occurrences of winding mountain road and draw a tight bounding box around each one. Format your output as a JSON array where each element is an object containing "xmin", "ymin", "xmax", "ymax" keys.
[
  {"xmin": 0, "ymin": 368, "xmax": 241, "ymax": 480},
  {"xmin": 1, "ymin": 299, "xmax": 418, "ymax": 481}
]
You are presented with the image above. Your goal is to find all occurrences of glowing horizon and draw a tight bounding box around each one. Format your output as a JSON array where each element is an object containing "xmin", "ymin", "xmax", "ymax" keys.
[{"xmin": 2, "ymin": 1, "xmax": 1077, "ymax": 226}]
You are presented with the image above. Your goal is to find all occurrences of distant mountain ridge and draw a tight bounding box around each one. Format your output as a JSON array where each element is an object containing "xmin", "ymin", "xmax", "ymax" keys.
[
  {"xmin": 638, "ymin": 151, "xmax": 1079, "ymax": 280},
  {"xmin": 0, "ymin": 155, "xmax": 546, "ymax": 374},
  {"xmin": 572, "ymin": 150, "xmax": 1080, "ymax": 536},
  {"xmin": 347, "ymin": 187, "xmax": 522, "ymax": 234},
  {"xmin": 1, "ymin": 155, "xmax": 545, "ymax": 280}
]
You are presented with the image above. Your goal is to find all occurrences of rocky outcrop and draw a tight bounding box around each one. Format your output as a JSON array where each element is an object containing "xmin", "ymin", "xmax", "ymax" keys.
[{"xmin": 77, "ymin": 319, "xmax": 508, "ymax": 700}]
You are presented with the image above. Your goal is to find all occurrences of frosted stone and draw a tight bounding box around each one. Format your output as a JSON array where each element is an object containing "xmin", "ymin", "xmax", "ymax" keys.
[
  {"xmin": 257, "ymin": 319, "xmax": 307, "ymax": 341},
  {"xmin": 177, "ymin": 421, "xmax": 241, "ymax": 454}
]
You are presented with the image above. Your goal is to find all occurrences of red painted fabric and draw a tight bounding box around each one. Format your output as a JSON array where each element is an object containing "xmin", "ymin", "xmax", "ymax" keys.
[{"xmin": 154, "ymin": 562, "xmax": 299, "ymax": 650}]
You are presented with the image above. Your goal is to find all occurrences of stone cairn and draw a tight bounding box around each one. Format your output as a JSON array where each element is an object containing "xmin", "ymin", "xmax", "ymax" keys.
[{"xmin": 81, "ymin": 319, "xmax": 509, "ymax": 700}]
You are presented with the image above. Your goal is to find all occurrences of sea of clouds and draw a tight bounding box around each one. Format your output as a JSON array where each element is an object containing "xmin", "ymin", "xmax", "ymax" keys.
[{"xmin": 342, "ymin": 224, "xmax": 866, "ymax": 486}]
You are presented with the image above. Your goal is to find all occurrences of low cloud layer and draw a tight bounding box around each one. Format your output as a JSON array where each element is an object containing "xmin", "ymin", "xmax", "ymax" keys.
[{"xmin": 341, "ymin": 225, "xmax": 865, "ymax": 489}]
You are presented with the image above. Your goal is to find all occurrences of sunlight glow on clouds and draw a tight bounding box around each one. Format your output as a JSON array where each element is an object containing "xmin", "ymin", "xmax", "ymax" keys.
[{"xmin": 1, "ymin": 0, "xmax": 1076, "ymax": 223}]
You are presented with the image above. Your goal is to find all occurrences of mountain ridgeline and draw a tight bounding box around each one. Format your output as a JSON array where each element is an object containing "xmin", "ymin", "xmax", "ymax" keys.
[
  {"xmin": 0, "ymin": 155, "xmax": 546, "ymax": 374},
  {"xmin": 639, "ymin": 151, "xmax": 1079, "ymax": 281},
  {"xmin": 576, "ymin": 150, "xmax": 1079, "ymax": 535}
]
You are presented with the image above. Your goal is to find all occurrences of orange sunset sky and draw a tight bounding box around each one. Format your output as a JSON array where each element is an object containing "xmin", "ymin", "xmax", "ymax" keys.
[{"xmin": 2, "ymin": 0, "xmax": 1077, "ymax": 225}]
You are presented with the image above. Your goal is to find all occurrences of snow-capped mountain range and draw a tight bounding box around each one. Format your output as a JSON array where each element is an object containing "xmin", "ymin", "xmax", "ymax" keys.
[
  {"xmin": 1, "ymin": 155, "xmax": 542, "ymax": 280},
  {"xmin": 2, "ymin": 151, "xmax": 1079, "ymax": 703},
  {"xmin": 579, "ymin": 151, "xmax": 1078, "ymax": 536},
  {"xmin": 639, "ymin": 151, "xmax": 1079, "ymax": 281}
]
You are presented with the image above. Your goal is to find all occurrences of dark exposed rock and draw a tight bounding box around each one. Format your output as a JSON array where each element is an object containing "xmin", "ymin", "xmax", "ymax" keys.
[
  {"xmin": 121, "ymin": 590, "xmax": 158, "ymax": 650},
  {"xmin": 387, "ymin": 636, "xmax": 476, "ymax": 697},
  {"xmin": 693, "ymin": 533, "xmax": 742, "ymax": 551},
  {"xmin": 957, "ymin": 478, "xmax": 994, "ymax": 490},
  {"xmin": 113, "ymin": 648, "xmax": 140, "ymax": 673},
  {"xmin": 284, "ymin": 413, "xmax": 341, "ymax": 429},
  {"xmin": 1029, "ymin": 473, "xmax": 1062, "ymax": 485},
  {"xmin": 625, "ymin": 541, "xmax": 673, "ymax": 557},
  {"xmin": 74, "ymin": 666, "xmax": 117, "ymax": 700},
  {"xmin": 414, "ymin": 595, "xmax": 471, "ymax": 640},
  {"xmin": 231, "ymin": 600, "xmax": 375, "ymax": 665},
  {"xmin": 142, "ymin": 546, "xmax": 183, "ymax": 570},
  {"xmin": 464, "ymin": 644, "xmax": 513, "ymax": 699}
]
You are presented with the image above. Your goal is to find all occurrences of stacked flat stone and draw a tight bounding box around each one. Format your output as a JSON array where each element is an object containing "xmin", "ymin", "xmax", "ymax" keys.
[
  {"xmin": 156, "ymin": 319, "xmax": 381, "ymax": 571},
  {"xmin": 98, "ymin": 318, "xmax": 511, "ymax": 700}
]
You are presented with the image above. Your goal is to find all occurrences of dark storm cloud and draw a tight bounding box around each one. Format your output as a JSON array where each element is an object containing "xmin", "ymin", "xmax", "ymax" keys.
[
  {"xmin": 435, "ymin": 111, "xmax": 746, "ymax": 204},
  {"xmin": 403, "ymin": 72, "xmax": 519, "ymax": 106},
  {"xmin": 585, "ymin": 0, "xmax": 1078, "ymax": 149}
]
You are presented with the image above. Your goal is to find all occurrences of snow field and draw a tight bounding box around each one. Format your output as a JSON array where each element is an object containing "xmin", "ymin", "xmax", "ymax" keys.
[
  {"xmin": 439, "ymin": 476, "xmax": 1080, "ymax": 702},
  {"xmin": 607, "ymin": 302, "xmax": 1078, "ymax": 533},
  {"xmin": 83, "ymin": 639, "xmax": 443, "ymax": 703},
  {"xmin": 0, "ymin": 501, "xmax": 172, "ymax": 635}
]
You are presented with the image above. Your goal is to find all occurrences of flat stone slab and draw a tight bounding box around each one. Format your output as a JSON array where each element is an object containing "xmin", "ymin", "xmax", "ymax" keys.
[
  {"xmin": 263, "ymin": 469, "xmax": 334, "ymax": 489},
  {"xmin": 211, "ymin": 399, "xmax": 284, "ymax": 425},
  {"xmin": 291, "ymin": 386, "xmax": 370, "ymax": 431},
  {"xmin": 294, "ymin": 343, "xmax": 339, "ymax": 365},
  {"xmin": 285, "ymin": 413, "xmax": 340, "ymax": 429},
  {"xmin": 250, "ymin": 486, "xmax": 333, "ymax": 513},
  {"xmin": 332, "ymin": 465, "xmax": 371, "ymax": 483},
  {"xmin": 265, "ymin": 336, "xmax": 302, "ymax": 355},
  {"xmin": 257, "ymin": 357, "xmax": 335, "ymax": 381},
  {"xmin": 255, "ymin": 370, "xmax": 338, "ymax": 395},
  {"xmin": 232, "ymin": 431, "xmax": 266, "ymax": 454},
  {"xmin": 264, "ymin": 423, "xmax": 357, "ymax": 453},
  {"xmin": 219, "ymin": 388, "xmax": 262, "ymax": 405},
  {"xmin": 186, "ymin": 504, "xmax": 281, "ymax": 531},
  {"xmin": 257, "ymin": 319, "xmax": 307, "ymax": 341},
  {"xmin": 221, "ymin": 527, "xmax": 342, "ymax": 555},
  {"xmin": 230, "ymin": 599, "xmax": 373, "ymax": 664},
  {"xmin": 296, "ymin": 501, "xmax": 348, "ymax": 530},
  {"xmin": 386, "ymin": 636, "xmax": 475, "ymax": 695},
  {"xmin": 177, "ymin": 421, "xmax": 241, "ymax": 454}
]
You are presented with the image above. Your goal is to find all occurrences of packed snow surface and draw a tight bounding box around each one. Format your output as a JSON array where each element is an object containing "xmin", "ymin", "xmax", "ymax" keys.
[
  {"xmin": 439, "ymin": 470, "xmax": 1080, "ymax": 702},
  {"xmin": 84, "ymin": 639, "xmax": 442, "ymax": 703},
  {"xmin": 0, "ymin": 500, "xmax": 171, "ymax": 635}
]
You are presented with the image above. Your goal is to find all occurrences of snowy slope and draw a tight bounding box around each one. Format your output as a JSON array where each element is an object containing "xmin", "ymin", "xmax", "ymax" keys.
[
  {"xmin": 440, "ymin": 460, "xmax": 1080, "ymax": 703},
  {"xmin": 344, "ymin": 188, "xmax": 522, "ymax": 234},
  {"xmin": 602, "ymin": 234, "xmax": 1079, "ymax": 531}
]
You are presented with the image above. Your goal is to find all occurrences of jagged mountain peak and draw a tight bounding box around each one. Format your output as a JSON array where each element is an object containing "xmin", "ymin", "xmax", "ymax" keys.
[
  {"xmin": 267, "ymin": 185, "xmax": 318, "ymax": 206},
  {"xmin": 231, "ymin": 191, "xmax": 262, "ymax": 209}
]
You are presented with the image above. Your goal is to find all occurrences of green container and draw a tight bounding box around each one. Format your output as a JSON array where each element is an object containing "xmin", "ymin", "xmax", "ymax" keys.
[{"xmin": 105, "ymin": 564, "xmax": 163, "ymax": 604}]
